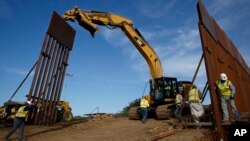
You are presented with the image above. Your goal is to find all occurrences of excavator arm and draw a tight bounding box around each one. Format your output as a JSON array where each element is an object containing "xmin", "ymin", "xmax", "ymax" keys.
[{"xmin": 63, "ymin": 7, "xmax": 163, "ymax": 80}]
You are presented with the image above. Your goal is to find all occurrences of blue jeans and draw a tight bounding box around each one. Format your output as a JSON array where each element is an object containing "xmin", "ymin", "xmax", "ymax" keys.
[
  {"xmin": 5, "ymin": 118, "xmax": 25, "ymax": 140},
  {"xmin": 221, "ymin": 96, "xmax": 239, "ymax": 121},
  {"xmin": 140, "ymin": 107, "xmax": 148, "ymax": 122}
]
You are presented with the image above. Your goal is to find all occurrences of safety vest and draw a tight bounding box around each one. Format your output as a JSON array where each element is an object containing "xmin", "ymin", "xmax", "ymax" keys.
[
  {"xmin": 140, "ymin": 99, "xmax": 149, "ymax": 108},
  {"xmin": 165, "ymin": 85, "xmax": 171, "ymax": 90},
  {"xmin": 15, "ymin": 106, "xmax": 28, "ymax": 118},
  {"xmin": 216, "ymin": 80, "xmax": 231, "ymax": 96},
  {"xmin": 175, "ymin": 94, "xmax": 182, "ymax": 104},
  {"xmin": 189, "ymin": 88, "xmax": 201, "ymax": 103}
]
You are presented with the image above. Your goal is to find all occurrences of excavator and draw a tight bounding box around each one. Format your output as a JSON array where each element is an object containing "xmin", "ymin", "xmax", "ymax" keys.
[
  {"xmin": 63, "ymin": 7, "xmax": 192, "ymax": 119},
  {"xmin": 0, "ymin": 100, "xmax": 73, "ymax": 126}
]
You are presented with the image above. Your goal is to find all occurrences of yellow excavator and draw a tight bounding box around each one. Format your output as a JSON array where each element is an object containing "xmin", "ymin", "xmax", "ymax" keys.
[
  {"xmin": 0, "ymin": 100, "xmax": 73, "ymax": 126},
  {"xmin": 63, "ymin": 7, "xmax": 192, "ymax": 119}
]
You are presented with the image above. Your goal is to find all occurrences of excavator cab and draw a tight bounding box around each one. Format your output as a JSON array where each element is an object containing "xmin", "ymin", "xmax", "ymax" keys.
[
  {"xmin": 149, "ymin": 77, "xmax": 179, "ymax": 105},
  {"xmin": 131, "ymin": 77, "xmax": 191, "ymax": 120}
]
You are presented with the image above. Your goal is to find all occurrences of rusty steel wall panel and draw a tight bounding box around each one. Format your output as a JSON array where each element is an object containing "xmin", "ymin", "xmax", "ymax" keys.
[
  {"xmin": 28, "ymin": 11, "xmax": 75, "ymax": 125},
  {"xmin": 47, "ymin": 11, "xmax": 75, "ymax": 50},
  {"xmin": 198, "ymin": 23, "xmax": 222, "ymax": 128},
  {"xmin": 197, "ymin": 0, "xmax": 250, "ymax": 140},
  {"xmin": 197, "ymin": 0, "xmax": 216, "ymax": 40}
]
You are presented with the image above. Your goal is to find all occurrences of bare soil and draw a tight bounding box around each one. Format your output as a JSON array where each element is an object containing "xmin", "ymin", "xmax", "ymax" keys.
[{"xmin": 0, "ymin": 117, "xmax": 212, "ymax": 141}]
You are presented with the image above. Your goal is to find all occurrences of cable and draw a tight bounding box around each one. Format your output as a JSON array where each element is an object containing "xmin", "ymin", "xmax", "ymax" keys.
[{"xmin": 9, "ymin": 61, "xmax": 38, "ymax": 100}]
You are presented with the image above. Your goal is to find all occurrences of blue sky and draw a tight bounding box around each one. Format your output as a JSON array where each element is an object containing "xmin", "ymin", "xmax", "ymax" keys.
[{"xmin": 0, "ymin": 0, "xmax": 249, "ymax": 116}]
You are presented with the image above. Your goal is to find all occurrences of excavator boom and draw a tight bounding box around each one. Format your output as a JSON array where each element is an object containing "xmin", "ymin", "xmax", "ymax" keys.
[
  {"xmin": 64, "ymin": 7, "xmax": 133, "ymax": 36},
  {"xmin": 63, "ymin": 7, "xmax": 163, "ymax": 80}
]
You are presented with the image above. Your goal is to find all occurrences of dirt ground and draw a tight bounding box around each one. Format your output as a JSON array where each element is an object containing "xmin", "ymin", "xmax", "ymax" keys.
[{"xmin": 0, "ymin": 117, "xmax": 212, "ymax": 141}]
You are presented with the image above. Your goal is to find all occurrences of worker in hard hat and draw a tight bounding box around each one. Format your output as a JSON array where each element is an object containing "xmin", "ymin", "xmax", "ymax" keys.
[
  {"xmin": 216, "ymin": 73, "xmax": 239, "ymax": 122},
  {"xmin": 174, "ymin": 91, "xmax": 183, "ymax": 122},
  {"xmin": 4, "ymin": 100, "xmax": 34, "ymax": 141},
  {"xmin": 140, "ymin": 96, "xmax": 150, "ymax": 123},
  {"xmin": 164, "ymin": 82, "xmax": 171, "ymax": 97},
  {"xmin": 188, "ymin": 86, "xmax": 204, "ymax": 124}
]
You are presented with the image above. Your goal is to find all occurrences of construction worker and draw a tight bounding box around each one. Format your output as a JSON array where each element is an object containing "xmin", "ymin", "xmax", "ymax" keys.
[
  {"xmin": 4, "ymin": 100, "xmax": 33, "ymax": 141},
  {"xmin": 216, "ymin": 73, "xmax": 239, "ymax": 122},
  {"xmin": 155, "ymin": 89, "xmax": 163, "ymax": 100},
  {"xmin": 189, "ymin": 86, "xmax": 204, "ymax": 124},
  {"xmin": 140, "ymin": 96, "xmax": 150, "ymax": 123},
  {"xmin": 164, "ymin": 83, "xmax": 171, "ymax": 97},
  {"xmin": 174, "ymin": 91, "xmax": 183, "ymax": 122}
]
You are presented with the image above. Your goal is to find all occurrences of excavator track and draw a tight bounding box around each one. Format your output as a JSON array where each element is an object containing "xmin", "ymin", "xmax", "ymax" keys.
[
  {"xmin": 128, "ymin": 106, "xmax": 140, "ymax": 120},
  {"xmin": 155, "ymin": 104, "xmax": 173, "ymax": 119}
]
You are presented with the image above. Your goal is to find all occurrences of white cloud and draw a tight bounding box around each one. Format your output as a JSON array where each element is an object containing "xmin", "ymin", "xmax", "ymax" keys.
[
  {"xmin": 140, "ymin": 28, "xmax": 174, "ymax": 41},
  {"xmin": 137, "ymin": 0, "xmax": 176, "ymax": 18},
  {"xmin": 99, "ymin": 19, "xmax": 207, "ymax": 83},
  {"xmin": 101, "ymin": 28, "xmax": 130, "ymax": 47},
  {"xmin": 2, "ymin": 67, "xmax": 34, "ymax": 76},
  {"xmin": 150, "ymin": 28, "xmax": 202, "ymax": 79},
  {"xmin": 208, "ymin": 0, "xmax": 233, "ymax": 15},
  {"xmin": 205, "ymin": 0, "xmax": 250, "ymax": 33},
  {"xmin": 214, "ymin": 9, "xmax": 249, "ymax": 33},
  {"xmin": 131, "ymin": 58, "xmax": 150, "ymax": 78}
]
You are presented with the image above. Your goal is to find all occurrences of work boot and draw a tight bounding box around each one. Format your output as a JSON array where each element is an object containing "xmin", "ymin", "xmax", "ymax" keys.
[
  {"xmin": 19, "ymin": 138, "xmax": 26, "ymax": 141},
  {"xmin": 19, "ymin": 137, "xmax": 26, "ymax": 141},
  {"xmin": 142, "ymin": 119, "xmax": 146, "ymax": 124},
  {"xmin": 231, "ymin": 119, "xmax": 239, "ymax": 123},
  {"xmin": 221, "ymin": 119, "xmax": 229, "ymax": 122}
]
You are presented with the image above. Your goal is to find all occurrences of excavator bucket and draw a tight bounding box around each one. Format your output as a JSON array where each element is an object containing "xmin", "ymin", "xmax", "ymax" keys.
[
  {"xmin": 78, "ymin": 17, "xmax": 98, "ymax": 37},
  {"xmin": 63, "ymin": 7, "xmax": 98, "ymax": 37}
]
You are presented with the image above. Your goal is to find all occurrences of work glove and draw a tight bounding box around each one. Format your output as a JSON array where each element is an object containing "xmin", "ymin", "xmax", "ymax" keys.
[
  {"xmin": 36, "ymin": 103, "xmax": 42, "ymax": 107},
  {"xmin": 230, "ymin": 93, "xmax": 235, "ymax": 100}
]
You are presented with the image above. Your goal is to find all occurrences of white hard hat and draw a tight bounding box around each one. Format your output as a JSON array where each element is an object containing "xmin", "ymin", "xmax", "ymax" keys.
[
  {"xmin": 26, "ymin": 100, "xmax": 32, "ymax": 105},
  {"xmin": 220, "ymin": 73, "xmax": 228, "ymax": 81}
]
